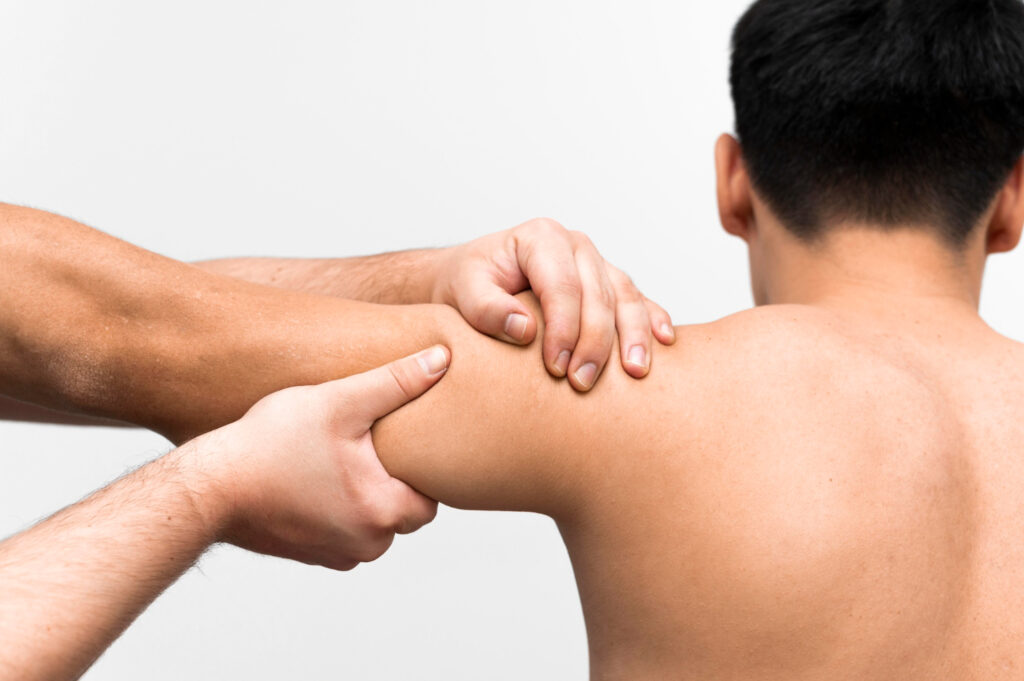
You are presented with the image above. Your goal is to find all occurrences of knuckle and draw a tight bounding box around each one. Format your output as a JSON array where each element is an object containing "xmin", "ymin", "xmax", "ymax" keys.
[
  {"xmin": 386, "ymin": 363, "xmax": 418, "ymax": 402},
  {"xmin": 579, "ymin": 316, "xmax": 617, "ymax": 349},
  {"xmin": 646, "ymin": 301, "xmax": 671, "ymax": 324},
  {"xmin": 362, "ymin": 492, "xmax": 407, "ymax": 534},
  {"xmin": 551, "ymin": 277, "xmax": 583, "ymax": 300},
  {"xmin": 460, "ymin": 303, "xmax": 490, "ymax": 329},
  {"xmin": 606, "ymin": 263, "xmax": 628, "ymax": 282},
  {"xmin": 350, "ymin": 491, "xmax": 389, "ymax": 535},
  {"xmin": 619, "ymin": 291, "xmax": 645, "ymax": 309},
  {"xmin": 592, "ymin": 283, "xmax": 616, "ymax": 310},
  {"xmin": 610, "ymin": 268, "xmax": 641, "ymax": 296},
  {"xmin": 617, "ymin": 288, "xmax": 647, "ymax": 309},
  {"xmin": 356, "ymin": 535, "xmax": 393, "ymax": 563},
  {"xmin": 543, "ymin": 315, "xmax": 580, "ymax": 345},
  {"xmin": 528, "ymin": 217, "xmax": 565, "ymax": 234},
  {"xmin": 420, "ymin": 501, "xmax": 439, "ymax": 526},
  {"xmin": 569, "ymin": 230, "xmax": 594, "ymax": 249}
]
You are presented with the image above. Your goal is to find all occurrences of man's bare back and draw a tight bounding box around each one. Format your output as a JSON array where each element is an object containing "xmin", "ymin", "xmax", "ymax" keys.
[
  {"xmin": 368, "ymin": 279, "xmax": 1024, "ymax": 678},
  {"xmin": 375, "ymin": 0, "xmax": 1024, "ymax": 674},
  {"xmin": 3, "ymin": 0, "xmax": 1022, "ymax": 677},
  {"xmin": 559, "ymin": 303, "xmax": 1024, "ymax": 679}
]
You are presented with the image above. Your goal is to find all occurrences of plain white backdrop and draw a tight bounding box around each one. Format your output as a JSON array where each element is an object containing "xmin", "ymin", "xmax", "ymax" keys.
[{"xmin": 1, "ymin": 2, "xmax": 1021, "ymax": 679}]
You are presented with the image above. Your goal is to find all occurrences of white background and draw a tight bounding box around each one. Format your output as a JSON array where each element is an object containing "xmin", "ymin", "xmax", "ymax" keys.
[{"xmin": 0, "ymin": 1, "xmax": 1021, "ymax": 679}]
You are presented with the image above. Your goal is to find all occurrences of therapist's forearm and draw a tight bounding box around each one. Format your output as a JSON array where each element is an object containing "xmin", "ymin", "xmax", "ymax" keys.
[
  {"xmin": 0, "ymin": 444, "xmax": 220, "ymax": 681},
  {"xmin": 194, "ymin": 250, "xmax": 444, "ymax": 303},
  {"xmin": 0, "ymin": 395, "xmax": 131, "ymax": 427},
  {"xmin": 0, "ymin": 203, "xmax": 452, "ymax": 443}
]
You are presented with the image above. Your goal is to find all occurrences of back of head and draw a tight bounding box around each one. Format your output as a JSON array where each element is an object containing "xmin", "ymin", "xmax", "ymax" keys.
[{"xmin": 730, "ymin": 0, "xmax": 1024, "ymax": 246}]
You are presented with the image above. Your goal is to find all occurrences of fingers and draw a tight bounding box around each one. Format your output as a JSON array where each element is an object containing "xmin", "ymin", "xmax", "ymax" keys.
[
  {"xmin": 565, "ymin": 234, "xmax": 617, "ymax": 391},
  {"xmin": 348, "ymin": 480, "xmax": 436, "ymax": 568},
  {"xmin": 468, "ymin": 218, "xmax": 674, "ymax": 388},
  {"xmin": 514, "ymin": 221, "xmax": 584, "ymax": 377},
  {"xmin": 607, "ymin": 266, "xmax": 654, "ymax": 379},
  {"xmin": 323, "ymin": 345, "xmax": 451, "ymax": 427},
  {"xmin": 386, "ymin": 478, "xmax": 439, "ymax": 535},
  {"xmin": 450, "ymin": 269, "xmax": 538, "ymax": 345},
  {"xmin": 646, "ymin": 299, "xmax": 676, "ymax": 346},
  {"xmin": 328, "ymin": 481, "xmax": 436, "ymax": 571}
]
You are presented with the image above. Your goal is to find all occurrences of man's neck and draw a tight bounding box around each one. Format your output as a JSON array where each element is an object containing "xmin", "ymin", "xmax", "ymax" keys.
[{"xmin": 759, "ymin": 226, "xmax": 987, "ymax": 320}]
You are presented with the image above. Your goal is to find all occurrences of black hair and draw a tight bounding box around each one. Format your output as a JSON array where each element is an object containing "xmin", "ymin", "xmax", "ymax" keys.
[{"xmin": 730, "ymin": 0, "xmax": 1024, "ymax": 245}]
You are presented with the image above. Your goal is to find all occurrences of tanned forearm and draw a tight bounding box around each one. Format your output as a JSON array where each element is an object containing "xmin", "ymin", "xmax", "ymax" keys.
[
  {"xmin": 0, "ymin": 442, "xmax": 221, "ymax": 681},
  {"xmin": 0, "ymin": 395, "xmax": 130, "ymax": 427},
  {"xmin": 193, "ymin": 250, "xmax": 444, "ymax": 303},
  {"xmin": 0, "ymin": 203, "xmax": 453, "ymax": 443}
]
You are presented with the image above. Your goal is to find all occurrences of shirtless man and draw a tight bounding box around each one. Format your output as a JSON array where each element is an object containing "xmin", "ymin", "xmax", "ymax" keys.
[{"xmin": 3, "ymin": 0, "xmax": 1024, "ymax": 678}]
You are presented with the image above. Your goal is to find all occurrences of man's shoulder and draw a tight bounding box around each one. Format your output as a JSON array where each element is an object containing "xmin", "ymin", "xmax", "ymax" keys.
[
  {"xmin": 668, "ymin": 304, "xmax": 876, "ymax": 390},
  {"xmin": 655, "ymin": 304, "xmax": 943, "ymax": 443},
  {"xmin": 679, "ymin": 303, "xmax": 853, "ymax": 353}
]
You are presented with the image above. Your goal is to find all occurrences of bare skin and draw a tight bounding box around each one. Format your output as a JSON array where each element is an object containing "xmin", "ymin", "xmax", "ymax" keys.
[
  {"xmin": 370, "ymin": 144, "xmax": 1024, "ymax": 678},
  {"xmin": 193, "ymin": 220, "xmax": 675, "ymax": 385},
  {"xmin": 0, "ymin": 348, "xmax": 447, "ymax": 681},
  {"xmin": 0, "ymin": 208, "xmax": 670, "ymax": 437},
  {"xmin": 3, "ymin": 149, "xmax": 1024, "ymax": 676}
]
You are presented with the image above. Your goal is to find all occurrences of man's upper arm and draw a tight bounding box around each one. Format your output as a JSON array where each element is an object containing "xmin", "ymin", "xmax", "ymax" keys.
[{"xmin": 372, "ymin": 295, "xmax": 612, "ymax": 518}]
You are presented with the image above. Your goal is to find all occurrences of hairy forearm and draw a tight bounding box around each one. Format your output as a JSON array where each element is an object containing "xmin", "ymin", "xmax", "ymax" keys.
[
  {"xmin": 0, "ymin": 203, "xmax": 453, "ymax": 442},
  {"xmin": 193, "ymin": 249, "xmax": 444, "ymax": 303},
  {"xmin": 0, "ymin": 443, "xmax": 220, "ymax": 681}
]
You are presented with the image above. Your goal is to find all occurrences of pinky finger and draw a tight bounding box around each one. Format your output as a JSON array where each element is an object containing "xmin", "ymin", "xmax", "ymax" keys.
[{"xmin": 646, "ymin": 299, "xmax": 676, "ymax": 345}]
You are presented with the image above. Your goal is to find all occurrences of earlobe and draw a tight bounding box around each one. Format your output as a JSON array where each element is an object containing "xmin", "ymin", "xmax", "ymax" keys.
[
  {"xmin": 714, "ymin": 134, "xmax": 755, "ymax": 242},
  {"xmin": 986, "ymin": 156, "xmax": 1024, "ymax": 254}
]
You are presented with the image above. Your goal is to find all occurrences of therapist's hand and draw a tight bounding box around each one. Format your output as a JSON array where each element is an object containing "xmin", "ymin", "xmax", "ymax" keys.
[
  {"xmin": 189, "ymin": 346, "xmax": 448, "ymax": 571},
  {"xmin": 433, "ymin": 218, "xmax": 675, "ymax": 391},
  {"xmin": 194, "ymin": 217, "xmax": 673, "ymax": 392}
]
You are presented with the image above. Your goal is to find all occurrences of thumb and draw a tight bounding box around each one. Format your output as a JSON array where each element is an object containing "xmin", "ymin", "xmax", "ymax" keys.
[
  {"xmin": 325, "ymin": 345, "xmax": 451, "ymax": 427},
  {"xmin": 453, "ymin": 271, "xmax": 538, "ymax": 345}
]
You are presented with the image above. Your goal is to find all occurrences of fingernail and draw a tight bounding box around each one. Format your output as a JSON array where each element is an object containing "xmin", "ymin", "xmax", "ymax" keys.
[
  {"xmin": 553, "ymin": 350, "xmax": 571, "ymax": 376},
  {"xmin": 504, "ymin": 313, "xmax": 529, "ymax": 341},
  {"xmin": 660, "ymin": 323, "xmax": 675, "ymax": 341},
  {"xmin": 416, "ymin": 346, "xmax": 449, "ymax": 376},
  {"xmin": 573, "ymin": 362, "xmax": 598, "ymax": 389},
  {"xmin": 627, "ymin": 345, "xmax": 647, "ymax": 369}
]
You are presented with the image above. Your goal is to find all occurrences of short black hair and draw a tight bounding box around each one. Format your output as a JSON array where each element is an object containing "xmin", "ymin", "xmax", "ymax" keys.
[{"xmin": 730, "ymin": 0, "xmax": 1024, "ymax": 246}]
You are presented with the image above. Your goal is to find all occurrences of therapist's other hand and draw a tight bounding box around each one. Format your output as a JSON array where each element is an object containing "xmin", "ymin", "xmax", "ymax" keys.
[
  {"xmin": 434, "ymin": 218, "xmax": 675, "ymax": 391},
  {"xmin": 187, "ymin": 346, "xmax": 448, "ymax": 571}
]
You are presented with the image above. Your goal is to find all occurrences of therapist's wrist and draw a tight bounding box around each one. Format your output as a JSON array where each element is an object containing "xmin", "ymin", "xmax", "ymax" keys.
[
  {"xmin": 161, "ymin": 431, "xmax": 239, "ymax": 544},
  {"xmin": 394, "ymin": 248, "xmax": 446, "ymax": 305},
  {"xmin": 346, "ymin": 248, "xmax": 445, "ymax": 305}
]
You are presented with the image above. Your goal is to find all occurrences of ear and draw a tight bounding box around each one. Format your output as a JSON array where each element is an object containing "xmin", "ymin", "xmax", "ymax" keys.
[
  {"xmin": 985, "ymin": 155, "xmax": 1024, "ymax": 254},
  {"xmin": 714, "ymin": 134, "xmax": 755, "ymax": 242}
]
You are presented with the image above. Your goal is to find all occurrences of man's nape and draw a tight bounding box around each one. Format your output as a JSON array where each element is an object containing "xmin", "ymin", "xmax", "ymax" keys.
[{"xmin": 715, "ymin": 134, "xmax": 1024, "ymax": 315}]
